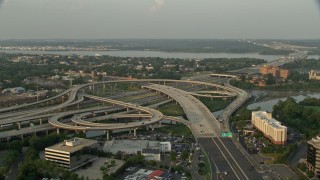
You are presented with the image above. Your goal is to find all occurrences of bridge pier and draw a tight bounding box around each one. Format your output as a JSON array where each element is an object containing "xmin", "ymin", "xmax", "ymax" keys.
[
  {"xmin": 151, "ymin": 125, "xmax": 155, "ymax": 131},
  {"xmin": 17, "ymin": 123, "xmax": 21, "ymax": 130},
  {"xmin": 133, "ymin": 128, "xmax": 137, "ymax": 137},
  {"xmin": 56, "ymin": 128, "xmax": 60, "ymax": 134},
  {"xmin": 39, "ymin": 119, "xmax": 42, "ymax": 125},
  {"xmin": 103, "ymin": 130, "xmax": 109, "ymax": 140},
  {"xmin": 127, "ymin": 108, "xmax": 129, "ymax": 111},
  {"xmin": 146, "ymin": 126, "xmax": 149, "ymax": 131}
]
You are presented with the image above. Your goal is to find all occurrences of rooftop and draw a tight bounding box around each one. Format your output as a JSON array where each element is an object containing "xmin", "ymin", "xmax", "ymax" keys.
[
  {"xmin": 308, "ymin": 136, "xmax": 320, "ymax": 149},
  {"xmin": 45, "ymin": 138, "xmax": 97, "ymax": 154},
  {"xmin": 104, "ymin": 140, "xmax": 160, "ymax": 154},
  {"xmin": 142, "ymin": 149, "xmax": 160, "ymax": 154},
  {"xmin": 253, "ymin": 111, "xmax": 287, "ymax": 129}
]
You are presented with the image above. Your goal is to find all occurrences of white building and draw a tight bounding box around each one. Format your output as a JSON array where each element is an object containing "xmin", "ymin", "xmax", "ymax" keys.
[
  {"xmin": 251, "ymin": 111, "xmax": 287, "ymax": 145},
  {"xmin": 159, "ymin": 142, "xmax": 171, "ymax": 153},
  {"xmin": 309, "ymin": 70, "xmax": 320, "ymax": 80},
  {"xmin": 141, "ymin": 149, "xmax": 161, "ymax": 161},
  {"xmin": 103, "ymin": 140, "xmax": 171, "ymax": 155}
]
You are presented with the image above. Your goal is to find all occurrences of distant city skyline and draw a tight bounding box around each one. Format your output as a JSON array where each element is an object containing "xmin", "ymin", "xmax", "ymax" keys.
[{"xmin": 0, "ymin": 0, "xmax": 319, "ymax": 39}]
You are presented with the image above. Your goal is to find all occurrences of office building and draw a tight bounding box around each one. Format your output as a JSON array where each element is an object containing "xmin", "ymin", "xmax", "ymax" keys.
[{"xmin": 45, "ymin": 138, "xmax": 97, "ymax": 170}]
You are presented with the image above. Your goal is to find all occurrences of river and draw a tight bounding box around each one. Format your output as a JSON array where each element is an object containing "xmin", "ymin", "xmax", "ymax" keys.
[
  {"xmin": 0, "ymin": 50, "xmax": 291, "ymax": 62},
  {"xmin": 2, "ymin": 50, "xmax": 319, "ymax": 62},
  {"xmin": 247, "ymin": 93, "xmax": 320, "ymax": 112}
]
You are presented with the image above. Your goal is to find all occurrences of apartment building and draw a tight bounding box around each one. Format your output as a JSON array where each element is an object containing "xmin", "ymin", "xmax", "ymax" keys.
[
  {"xmin": 251, "ymin": 111, "xmax": 287, "ymax": 145},
  {"xmin": 259, "ymin": 65, "xmax": 290, "ymax": 79},
  {"xmin": 306, "ymin": 136, "xmax": 320, "ymax": 179}
]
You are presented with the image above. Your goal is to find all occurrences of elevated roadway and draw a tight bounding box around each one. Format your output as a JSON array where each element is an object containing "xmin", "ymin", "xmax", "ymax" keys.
[
  {"xmin": 48, "ymin": 95, "xmax": 164, "ymax": 132},
  {"xmin": 143, "ymin": 84, "xmax": 221, "ymax": 137},
  {"xmin": 228, "ymin": 51, "xmax": 308, "ymax": 75}
]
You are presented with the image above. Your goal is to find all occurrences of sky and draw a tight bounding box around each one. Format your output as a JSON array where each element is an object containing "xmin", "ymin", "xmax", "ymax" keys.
[{"xmin": 0, "ymin": 0, "xmax": 319, "ymax": 39}]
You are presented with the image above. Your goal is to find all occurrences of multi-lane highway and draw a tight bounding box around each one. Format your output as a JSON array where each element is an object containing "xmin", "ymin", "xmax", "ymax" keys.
[
  {"xmin": 229, "ymin": 51, "xmax": 308, "ymax": 75},
  {"xmin": 143, "ymin": 84, "xmax": 222, "ymax": 137}
]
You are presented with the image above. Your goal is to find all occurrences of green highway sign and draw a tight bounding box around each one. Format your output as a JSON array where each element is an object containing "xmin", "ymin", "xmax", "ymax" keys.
[{"xmin": 221, "ymin": 132, "xmax": 233, "ymax": 137}]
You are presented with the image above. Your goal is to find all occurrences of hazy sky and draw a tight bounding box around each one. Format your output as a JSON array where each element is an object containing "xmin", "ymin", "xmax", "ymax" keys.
[{"xmin": 0, "ymin": 0, "xmax": 319, "ymax": 39}]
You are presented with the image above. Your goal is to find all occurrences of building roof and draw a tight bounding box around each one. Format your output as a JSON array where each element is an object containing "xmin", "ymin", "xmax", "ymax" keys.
[
  {"xmin": 104, "ymin": 140, "xmax": 160, "ymax": 154},
  {"xmin": 308, "ymin": 136, "xmax": 320, "ymax": 149},
  {"xmin": 45, "ymin": 138, "xmax": 97, "ymax": 154},
  {"xmin": 147, "ymin": 170, "xmax": 164, "ymax": 179},
  {"xmin": 142, "ymin": 149, "xmax": 160, "ymax": 154},
  {"xmin": 253, "ymin": 111, "xmax": 286, "ymax": 130}
]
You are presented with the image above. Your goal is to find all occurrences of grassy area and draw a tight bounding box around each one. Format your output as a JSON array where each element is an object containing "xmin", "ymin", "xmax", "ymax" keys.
[
  {"xmin": 199, "ymin": 145, "xmax": 212, "ymax": 180},
  {"xmin": 156, "ymin": 124, "xmax": 192, "ymax": 137},
  {"xmin": 119, "ymin": 92, "xmax": 157, "ymax": 102},
  {"xmin": 198, "ymin": 97, "xmax": 230, "ymax": 112},
  {"xmin": 157, "ymin": 102, "xmax": 185, "ymax": 116}
]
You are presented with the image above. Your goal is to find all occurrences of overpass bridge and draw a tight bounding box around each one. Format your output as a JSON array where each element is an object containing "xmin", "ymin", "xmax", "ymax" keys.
[{"xmin": 0, "ymin": 78, "xmax": 242, "ymax": 139}]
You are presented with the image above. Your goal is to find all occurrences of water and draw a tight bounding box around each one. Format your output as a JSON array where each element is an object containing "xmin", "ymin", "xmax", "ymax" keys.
[
  {"xmin": 0, "ymin": 50, "xmax": 283, "ymax": 62},
  {"xmin": 247, "ymin": 93, "xmax": 320, "ymax": 112}
]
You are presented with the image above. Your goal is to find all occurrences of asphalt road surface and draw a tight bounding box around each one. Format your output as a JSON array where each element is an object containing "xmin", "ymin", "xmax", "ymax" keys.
[{"xmin": 198, "ymin": 137, "xmax": 262, "ymax": 180}]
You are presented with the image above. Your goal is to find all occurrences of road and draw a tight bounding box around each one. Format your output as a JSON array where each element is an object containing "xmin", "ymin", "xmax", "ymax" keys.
[
  {"xmin": 0, "ymin": 78, "xmax": 257, "ymax": 179},
  {"xmin": 143, "ymin": 84, "xmax": 221, "ymax": 137},
  {"xmin": 198, "ymin": 137, "xmax": 261, "ymax": 180},
  {"xmin": 228, "ymin": 51, "xmax": 308, "ymax": 75}
]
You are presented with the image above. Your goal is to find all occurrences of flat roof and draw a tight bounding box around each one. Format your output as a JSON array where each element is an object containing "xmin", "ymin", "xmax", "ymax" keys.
[
  {"xmin": 253, "ymin": 111, "xmax": 286, "ymax": 129},
  {"xmin": 142, "ymin": 149, "xmax": 160, "ymax": 154},
  {"xmin": 45, "ymin": 138, "xmax": 97, "ymax": 154},
  {"xmin": 308, "ymin": 136, "xmax": 320, "ymax": 149}
]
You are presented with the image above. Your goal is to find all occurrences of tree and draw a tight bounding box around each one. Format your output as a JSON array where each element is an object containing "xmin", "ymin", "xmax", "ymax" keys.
[
  {"xmin": 181, "ymin": 150, "xmax": 188, "ymax": 160},
  {"xmin": 111, "ymin": 160, "xmax": 116, "ymax": 166},
  {"xmin": 265, "ymin": 74, "xmax": 275, "ymax": 85},
  {"xmin": 170, "ymin": 151, "xmax": 177, "ymax": 161},
  {"xmin": 100, "ymin": 166, "xmax": 106, "ymax": 173},
  {"xmin": 7, "ymin": 140, "xmax": 23, "ymax": 153}
]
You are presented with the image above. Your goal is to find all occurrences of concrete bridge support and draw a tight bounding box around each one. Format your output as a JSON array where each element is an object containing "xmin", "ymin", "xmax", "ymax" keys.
[{"xmin": 133, "ymin": 128, "xmax": 137, "ymax": 137}]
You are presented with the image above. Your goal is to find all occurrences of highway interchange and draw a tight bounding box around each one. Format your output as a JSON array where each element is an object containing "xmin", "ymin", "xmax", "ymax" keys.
[
  {"xmin": 0, "ymin": 77, "xmax": 262, "ymax": 179},
  {"xmin": 0, "ymin": 50, "xmax": 308, "ymax": 180}
]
